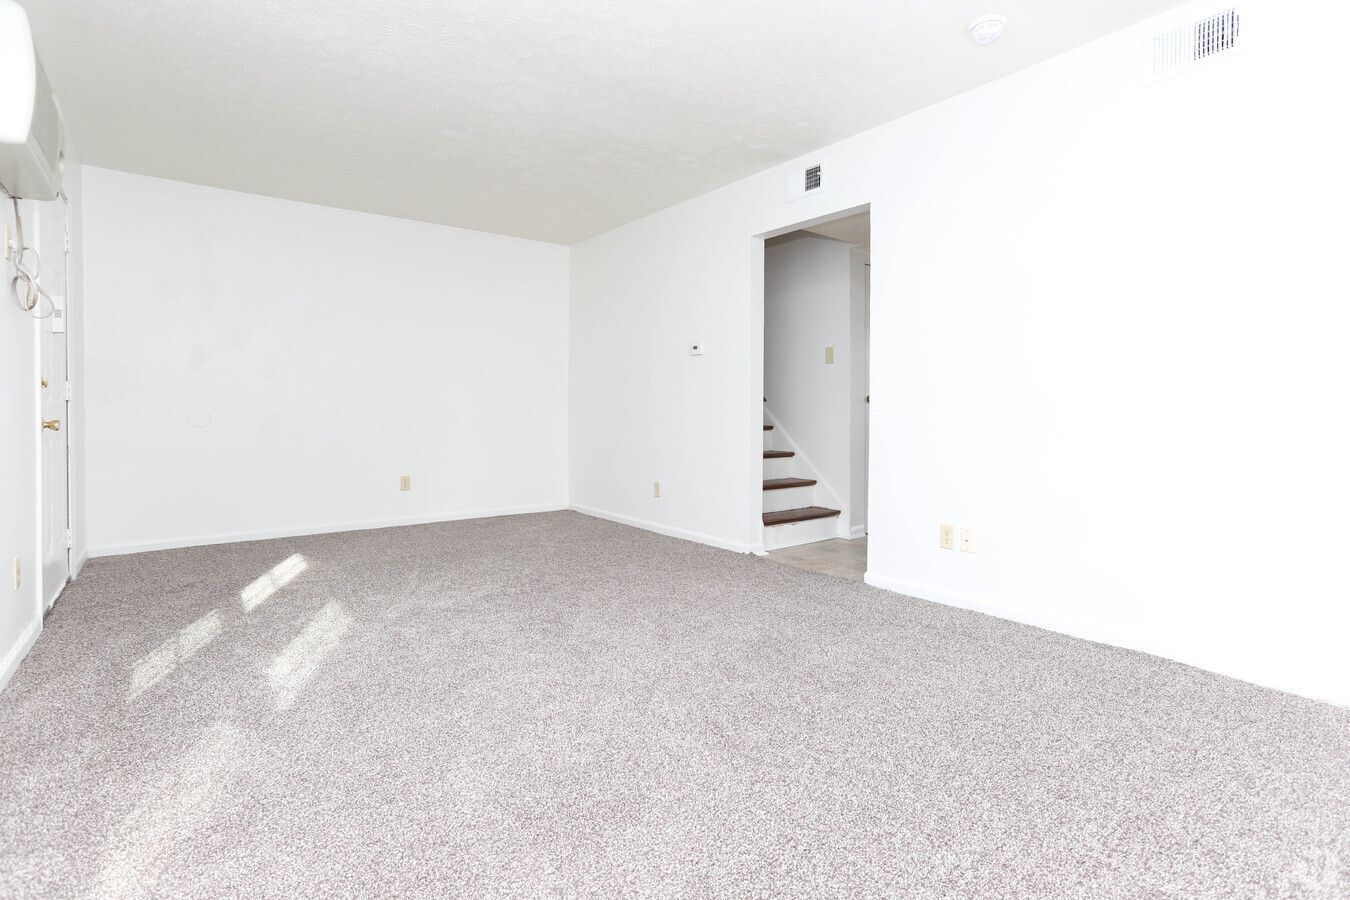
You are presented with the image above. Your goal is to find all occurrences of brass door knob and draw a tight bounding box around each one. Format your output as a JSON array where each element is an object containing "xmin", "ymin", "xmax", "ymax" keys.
[{"xmin": 42, "ymin": 419, "xmax": 61, "ymax": 431}]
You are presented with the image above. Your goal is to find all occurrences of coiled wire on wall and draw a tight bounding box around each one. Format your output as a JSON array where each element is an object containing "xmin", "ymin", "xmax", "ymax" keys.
[{"xmin": 7, "ymin": 197, "xmax": 57, "ymax": 319}]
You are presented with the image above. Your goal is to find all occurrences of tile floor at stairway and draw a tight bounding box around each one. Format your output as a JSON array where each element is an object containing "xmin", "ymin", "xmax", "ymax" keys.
[{"xmin": 766, "ymin": 537, "xmax": 867, "ymax": 581}]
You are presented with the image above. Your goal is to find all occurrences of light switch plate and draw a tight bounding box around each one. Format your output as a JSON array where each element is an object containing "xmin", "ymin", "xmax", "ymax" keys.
[
  {"xmin": 399, "ymin": 475, "xmax": 411, "ymax": 492},
  {"xmin": 654, "ymin": 481, "xmax": 661, "ymax": 498},
  {"xmin": 825, "ymin": 346, "xmax": 835, "ymax": 365},
  {"xmin": 50, "ymin": 294, "xmax": 65, "ymax": 334}
]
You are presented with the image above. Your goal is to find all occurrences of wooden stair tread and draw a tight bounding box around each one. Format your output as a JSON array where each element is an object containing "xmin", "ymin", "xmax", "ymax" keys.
[
  {"xmin": 763, "ymin": 477, "xmax": 817, "ymax": 491},
  {"xmin": 762, "ymin": 449, "xmax": 794, "ymax": 459},
  {"xmin": 763, "ymin": 506, "xmax": 841, "ymax": 526}
]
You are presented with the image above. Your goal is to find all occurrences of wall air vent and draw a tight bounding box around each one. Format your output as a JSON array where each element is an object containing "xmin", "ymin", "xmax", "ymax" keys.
[
  {"xmin": 1151, "ymin": 8, "xmax": 1241, "ymax": 81},
  {"xmin": 787, "ymin": 161, "xmax": 825, "ymax": 201}
]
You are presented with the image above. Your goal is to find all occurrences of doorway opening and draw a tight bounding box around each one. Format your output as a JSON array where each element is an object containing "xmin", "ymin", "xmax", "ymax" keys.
[{"xmin": 758, "ymin": 208, "xmax": 870, "ymax": 580}]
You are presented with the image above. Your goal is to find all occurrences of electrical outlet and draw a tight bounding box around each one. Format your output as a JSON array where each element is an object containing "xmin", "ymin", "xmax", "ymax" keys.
[
  {"xmin": 12, "ymin": 558, "xmax": 19, "ymax": 591},
  {"xmin": 399, "ymin": 475, "xmax": 411, "ymax": 492},
  {"xmin": 825, "ymin": 346, "xmax": 835, "ymax": 365},
  {"xmin": 960, "ymin": 527, "xmax": 976, "ymax": 553},
  {"xmin": 654, "ymin": 481, "xmax": 661, "ymax": 498},
  {"xmin": 939, "ymin": 524, "xmax": 956, "ymax": 550}
]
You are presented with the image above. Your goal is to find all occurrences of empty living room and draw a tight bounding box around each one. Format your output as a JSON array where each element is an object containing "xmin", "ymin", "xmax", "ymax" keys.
[{"xmin": 2, "ymin": 0, "xmax": 1347, "ymax": 896}]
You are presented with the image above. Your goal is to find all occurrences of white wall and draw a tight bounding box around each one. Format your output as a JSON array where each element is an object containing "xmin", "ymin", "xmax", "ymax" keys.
[
  {"xmin": 570, "ymin": 0, "xmax": 1350, "ymax": 706},
  {"xmin": 1, "ymin": 155, "xmax": 84, "ymax": 690},
  {"xmin": 569, "ymin": 189, "xmax": 760, "ymax": 552},
  {"xmin": 764, "ymin": 234, "xmax": 855, "ymax": 528},
  {"xmin": 0, "ymin": 196, "xmax": 43, "ymax": 689},
  {"xmin": 83, "ymin": 168, "xmax": 569, "ymax": 554}
]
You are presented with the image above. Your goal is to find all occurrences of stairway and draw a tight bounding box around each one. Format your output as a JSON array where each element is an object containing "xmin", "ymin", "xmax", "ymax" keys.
[{"xmin": 762, "ymin": 422, "xmax": 840, "ymax": 548}]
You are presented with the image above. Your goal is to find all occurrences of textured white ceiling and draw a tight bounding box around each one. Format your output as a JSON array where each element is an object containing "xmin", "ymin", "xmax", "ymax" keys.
[{"xmin": 23, "ymin": 1, "xmax": 1190, "ymax": 244}]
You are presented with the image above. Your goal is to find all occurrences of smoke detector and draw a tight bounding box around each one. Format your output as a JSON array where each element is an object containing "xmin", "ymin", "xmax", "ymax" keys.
[{"xmin": 969, "ymin": 14, "xmax": 1008, "ymax": 46}]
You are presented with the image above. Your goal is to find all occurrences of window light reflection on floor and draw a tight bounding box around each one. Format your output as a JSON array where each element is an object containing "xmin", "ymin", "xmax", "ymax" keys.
[
  {"xmin": 239, "ymin": 553, "xmax": 308, "ymax": 611},
  {"xmin": 98, "ymin": 719, "xmax": 244, "ymax": 893},
  {"xmin": 127, "ymin": 609, "xmax": 225, "ymax": 699},
  {"xmin": 267, "ymin": 601, "xmax": 352, "ymax": 711}
]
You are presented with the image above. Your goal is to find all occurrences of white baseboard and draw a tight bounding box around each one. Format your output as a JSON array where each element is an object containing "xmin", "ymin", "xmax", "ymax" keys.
[
  {"xmin": 861, "ymin": 572, "xmax": 1117, "ymax": 648},
  {"xmin": 571, "ymin": 505, "xmax": 753, "ymax": 554},
  {"xmin": 862, "ymin": 571, "xmax": 1350, "ymax": 709},
  {"xmin": 0, "ymin": 614, "xmax": 41, "ymax": 694},
  {"xmin": 71, "ymin": 551, "xmax": 88, "ymax": 578},
  {"xmin": 88, "ymin": 503, "xmax": 569, "ymax": 558},
  {"xmin": 848, "ymin": 524, "xmax": 868, "ymax": 540}
]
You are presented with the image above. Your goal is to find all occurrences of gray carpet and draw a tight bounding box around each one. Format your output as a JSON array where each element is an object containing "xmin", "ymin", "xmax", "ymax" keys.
[{"xmin": 1, "ymin": 511, "xmax": 1347, "ymax": 898}]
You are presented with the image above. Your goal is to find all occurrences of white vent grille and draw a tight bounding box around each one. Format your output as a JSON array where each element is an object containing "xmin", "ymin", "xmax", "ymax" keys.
[
  {"xmin": 1195, "ymin": 8, "xmax": 1240, "ymax": 60},
  {"xmin": 1152, "ymin": 8, "xmax": 1240, "ymax": 79},
  {"xmin": 786, "ymin": 160, "xmax": 825, "ymax": 201}
]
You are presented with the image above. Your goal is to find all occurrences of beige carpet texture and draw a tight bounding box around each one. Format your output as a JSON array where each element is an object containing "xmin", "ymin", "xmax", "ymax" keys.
[{"xmin": 1, "ymin": 511, "xmax": 1347, "ymax": 897}]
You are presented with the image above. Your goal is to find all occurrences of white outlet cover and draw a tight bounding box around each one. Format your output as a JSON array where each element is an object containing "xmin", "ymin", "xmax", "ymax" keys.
[
  {"xmin": 960, "ymin": 527, "xmax": 976, "ymax": 553},
  {"xmin": 939, "ymin": 524, "xmax": 956, "ymax": 550}
]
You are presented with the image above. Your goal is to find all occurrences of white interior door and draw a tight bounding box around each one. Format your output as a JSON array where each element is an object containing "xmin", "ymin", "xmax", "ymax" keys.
[{"xmin": 37, "ymin": 196, "xmax": 70, "ymax": 609}]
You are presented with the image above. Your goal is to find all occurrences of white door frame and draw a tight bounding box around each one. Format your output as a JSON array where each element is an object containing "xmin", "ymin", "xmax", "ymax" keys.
[
  {"xmin": 36, "ymin": 191, "xmax": 72, "ymax": 610},
  {"xmin": 748, "ymin": 202, "xmax": 872, "ymax": 555},
  {"xmin": 59, "ymin": 189, "xmax": 72, "ymax": 584}
]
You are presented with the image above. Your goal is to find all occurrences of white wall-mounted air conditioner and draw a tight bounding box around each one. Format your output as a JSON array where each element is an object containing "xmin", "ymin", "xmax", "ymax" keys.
[{"xmin": 0, "ymin": 0, "xmax": 66, "ymax": 200}]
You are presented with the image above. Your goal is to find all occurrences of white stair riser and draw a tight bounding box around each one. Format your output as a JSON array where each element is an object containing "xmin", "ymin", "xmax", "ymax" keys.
[
  {"xmin": 763, "ymin": 514, "xmax": 840, "ymax": 550},
  {"xmin": 762, "ymin": 485, "xmax": 816, "ymax": 513},
  {"xmin": 762, "ymin": 456, "xmax": 797, "ymax": 479}
]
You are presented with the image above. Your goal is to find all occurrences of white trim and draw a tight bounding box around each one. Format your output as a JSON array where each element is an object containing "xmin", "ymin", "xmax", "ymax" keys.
[
  {"xmin": 0, "ymin": 615, "xmax": 41, "ymax": 694},
  {"xmin": 571, "ymin": 504, "xmax": 753, "ymax": 554},
  {"xmin": 863, "ymin": 572, "xmax": 1118, "ymax": 649},
  {"xmin": 848, "ymin": 525, "xmax": 868, "ymax": 539},
  {"xmin": 861, "ymin": 571, "xmax": 1350, "ymax": 709},
  {"xmin": 71, "ymin": 551, "xmax": 88, "ymax": 578},
  {"xmin": 88, "ymin": 503, "xmax": 568, "ymax": 558}
]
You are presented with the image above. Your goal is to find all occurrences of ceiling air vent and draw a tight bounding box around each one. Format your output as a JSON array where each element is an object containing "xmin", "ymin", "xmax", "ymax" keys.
[
  {"xmin": 1151, "ymin": 8, "xmax": 1241, "ymax": 81},
  {"xmin": 804, "ymin": 164, "xmax": 822, "ymax": 192}
]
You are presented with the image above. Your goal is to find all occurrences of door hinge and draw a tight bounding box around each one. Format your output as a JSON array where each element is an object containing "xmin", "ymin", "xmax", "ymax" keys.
[
  {"xmin": 64, "ymin": 229, "xmax": 71, "ymax": 253},
  {"xmin": 64, "ymin": 381, "xmax": 72, "ymax": 401},
  {"xmin": 64, "ymin": 529, "xmax": 73, "ymax": 549}
]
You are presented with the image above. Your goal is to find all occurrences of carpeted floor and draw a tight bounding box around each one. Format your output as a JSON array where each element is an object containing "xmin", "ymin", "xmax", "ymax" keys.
[{"xmin": 1, "ymin": 511, "xmax": 1347, "ymax": 898}]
